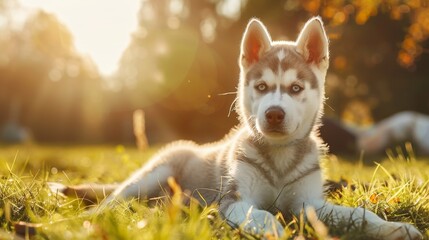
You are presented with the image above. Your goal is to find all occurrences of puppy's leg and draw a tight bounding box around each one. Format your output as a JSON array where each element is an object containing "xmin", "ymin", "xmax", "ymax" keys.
[
  {"xmin": 220, "ymin": 200, "xmax": 284, "ymax": 237},
  {"xmin": 68, "ymin": 183, "xmax": 118, "ymax": 204},
  {"xmin": 48, "ymin": 182, "xmax": 118, "ymax": 204},
  {"xmin": 306, "ymin": 199, "xmax": 422, "ymax": 240},
  {"xmin": 96, "ymin": 164, "xmax": 174, "ymax": 210},
  {"xmin": 50, "ymin": 163, "xmax": 173, "ymax": 208}
]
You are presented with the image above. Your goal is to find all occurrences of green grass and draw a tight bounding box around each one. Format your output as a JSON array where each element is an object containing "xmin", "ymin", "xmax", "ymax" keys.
[{"xmin": 0, "ymin": 144, "xmax": 428, "ymax": 239}]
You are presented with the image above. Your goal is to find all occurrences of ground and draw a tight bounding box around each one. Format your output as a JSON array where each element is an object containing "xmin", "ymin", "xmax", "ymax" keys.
[{"xmin": 0, "ymin": 144, "xmax": 428, "ymax": 239}]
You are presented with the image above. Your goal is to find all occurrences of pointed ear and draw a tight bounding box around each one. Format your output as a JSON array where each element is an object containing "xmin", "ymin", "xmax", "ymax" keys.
[
  {"xmin": 240, "ymin": 19, "xmax": 272, "ymax": 68},
  {"xmin": 296, "ymin": 17, "xmax": 329, "ymax": 64}
]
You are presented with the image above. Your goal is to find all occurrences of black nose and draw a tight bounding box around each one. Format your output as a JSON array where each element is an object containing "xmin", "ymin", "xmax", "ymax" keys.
[{"xmin": 265, "ymin": 107, "xmax": 285, "ymax": 125}]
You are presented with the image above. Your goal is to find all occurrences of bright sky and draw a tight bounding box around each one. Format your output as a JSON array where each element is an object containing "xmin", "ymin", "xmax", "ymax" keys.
[{"xmin": 19, "ymin": 0, "xmax": 141, "ymax": 76}]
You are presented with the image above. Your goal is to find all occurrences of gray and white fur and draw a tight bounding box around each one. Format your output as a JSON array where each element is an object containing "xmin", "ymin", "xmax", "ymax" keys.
[{"xmin": 62, "ymin": 18, "xmax": 422, "ymax": 240}]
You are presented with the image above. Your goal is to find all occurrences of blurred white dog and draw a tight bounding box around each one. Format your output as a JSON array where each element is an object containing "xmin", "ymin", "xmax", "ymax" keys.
[{"xmin": 358, "ymin": 111, "xmax": 429, "ymax": 155}]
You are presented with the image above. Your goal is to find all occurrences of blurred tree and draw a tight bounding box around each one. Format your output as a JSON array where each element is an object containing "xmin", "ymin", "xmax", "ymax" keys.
[
  {"xmin": 109, "ymin": 0, "xmax": 241, "ymax": 143},
  {"xmin": 299, "ymin": 0, "xmax": 429, "ymax": 68},
  {"xmin": 0, "ymin": 9, "xmax": 104, "ymax": 142},
  {"xmin": 306, "ymin": 0, "xmax": 429, "ymax": 123},
  {"xmin": 110, "ymin": 0, "xmax": 428, "ymax": 144}
]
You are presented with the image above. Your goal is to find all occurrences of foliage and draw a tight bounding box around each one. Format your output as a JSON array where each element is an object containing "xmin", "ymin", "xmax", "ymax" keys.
[
  {"xmin": 0, "ymin": 145, "xmax": 428, "ymax": 239},
  {"xmin": 299, "ymin": 0, "xmax": 429, "ymax": 68}
]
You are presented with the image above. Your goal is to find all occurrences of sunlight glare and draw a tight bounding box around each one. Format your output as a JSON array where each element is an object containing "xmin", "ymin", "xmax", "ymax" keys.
[
  {"xmin": 216, "ymin": 0, "xmax": 245, "ymax": 20},
  {"xmin": 19, "ymin": 0, "xmax": 141, "ymax": 76}
]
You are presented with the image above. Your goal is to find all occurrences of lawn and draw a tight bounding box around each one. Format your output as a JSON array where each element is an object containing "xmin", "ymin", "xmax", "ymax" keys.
[{"xmin": 0, "ymin": 144, "xmax": 428, "ymax": 239}]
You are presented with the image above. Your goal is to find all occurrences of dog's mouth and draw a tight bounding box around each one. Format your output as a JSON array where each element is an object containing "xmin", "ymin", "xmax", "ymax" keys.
[
  {"xmin": 254, "ymin": 120, "xmax": 285, "ymax": 137},
  {"xmin": 258, "ymin": 122, "xmax": 301, "ymax": 140},
  {"xmin": 264, "ymin": 127, "xmax": 286, "ymax": 135},
  {"xmin": 260, "ymin": 125, "xmax": 288, "ymax": 138}
]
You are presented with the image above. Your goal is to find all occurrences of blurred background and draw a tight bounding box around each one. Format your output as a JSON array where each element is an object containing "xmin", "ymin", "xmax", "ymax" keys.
[{"xmin": 0, "ymin": 0, "xmax": 428, "ymax": 147}]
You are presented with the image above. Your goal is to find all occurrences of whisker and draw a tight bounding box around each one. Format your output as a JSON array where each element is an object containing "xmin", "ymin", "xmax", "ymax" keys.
[
  {"xmin": 324, "ymin": 100, "xmax": 335, "ymax": 112},
  {"xmin": 218, "ymin": 91, "xmax": 237, "ymax": 96},
  {"xmin": 228, "ymin": 97, "xmax": 238, "ymax": 117}
]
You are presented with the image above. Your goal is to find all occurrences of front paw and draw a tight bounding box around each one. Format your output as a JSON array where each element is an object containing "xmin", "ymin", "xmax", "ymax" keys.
[
  {"xmin": 374, "ymin": 222, "xmax": 422, "ymax": 240},
  {"xmin": 242, "ymin": 210, "xmax": 284, "ymax": 238}
]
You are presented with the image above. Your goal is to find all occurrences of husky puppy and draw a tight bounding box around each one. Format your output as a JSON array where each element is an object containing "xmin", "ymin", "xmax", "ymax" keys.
[{"xmin": 62, "ymin": 18, "xmax": 422, "ymax": 239}]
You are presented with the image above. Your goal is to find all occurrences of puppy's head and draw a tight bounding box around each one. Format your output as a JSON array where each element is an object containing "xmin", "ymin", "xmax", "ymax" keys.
[{"xmin": 237, "ymin": 18, "xmax": 329, "ymax": 144}]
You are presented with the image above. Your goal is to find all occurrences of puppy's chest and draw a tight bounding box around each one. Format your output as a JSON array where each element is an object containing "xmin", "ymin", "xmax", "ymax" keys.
[{"xmin": 236, "ymin": 149, "xmax": 316, "ymax": 205}]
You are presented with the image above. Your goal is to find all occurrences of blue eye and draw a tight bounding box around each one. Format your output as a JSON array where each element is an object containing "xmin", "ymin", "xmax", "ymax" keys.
[
  {"xmin": 291, "ymin": 84, "xmax": 303, "ymax": 93},
  {"xmin": 255, "ymin": 82, "xmax": 268, "ymax": 92}
]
